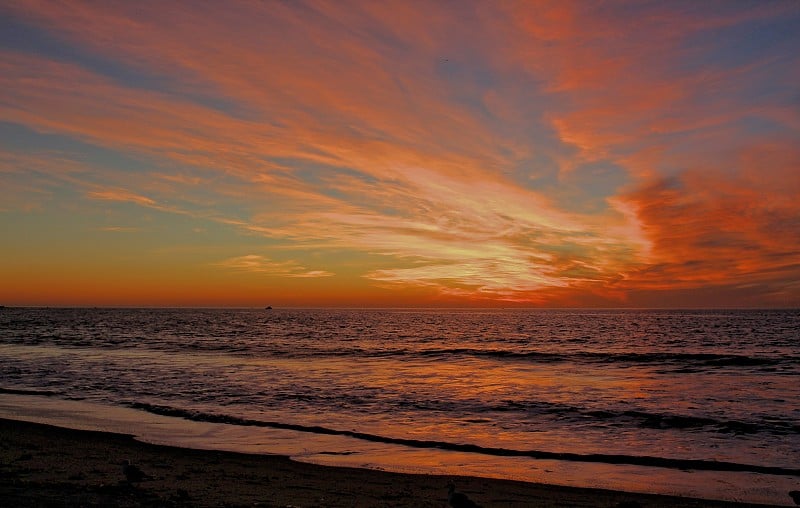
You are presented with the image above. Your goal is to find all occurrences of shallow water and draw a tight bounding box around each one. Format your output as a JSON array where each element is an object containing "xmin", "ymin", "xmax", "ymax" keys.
[{"xmin": 1, "ymin": 308, "xmax": 798, "ymax": 504}]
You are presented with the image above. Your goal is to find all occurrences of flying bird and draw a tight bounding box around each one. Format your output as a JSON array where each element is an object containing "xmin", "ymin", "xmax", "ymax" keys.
[{"xmin": 448, "ymin": 481, "xmax": 481, "ymax": 508}]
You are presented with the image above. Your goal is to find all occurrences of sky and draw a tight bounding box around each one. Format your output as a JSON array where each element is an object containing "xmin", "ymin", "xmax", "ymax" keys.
[{"xmin": 1, "ymin": 0, "xmax": 798, "ymax": 308}]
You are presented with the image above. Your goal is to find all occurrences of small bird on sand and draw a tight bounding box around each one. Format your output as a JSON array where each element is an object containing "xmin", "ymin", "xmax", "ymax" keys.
[
  {"xmin": 121, "ymin": 459, "xmax": 148, "ymax": 483},
  {"xmin": 789, "ymin": 490, "xmax": 800, "ymax": 505},
  {"xmin": 448, "ymin": 481, "xmax": 481, "ymax": 508}
]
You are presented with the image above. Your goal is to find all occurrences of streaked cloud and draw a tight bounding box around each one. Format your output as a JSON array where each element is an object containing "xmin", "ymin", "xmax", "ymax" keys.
[
  {"xmin": 0, "ymin": 0, "xmax": 797, "ymax": 306},
  {"xmin": 96, "ymin": 226, "xmax": 142, "ymax": 233},
  {"xmin": 217, "ymin": 255, "xmax": 334, "ymax": 278},
  {"xmin": 87, "ymin": 189, "xmax": 156, "ymax": 207}
]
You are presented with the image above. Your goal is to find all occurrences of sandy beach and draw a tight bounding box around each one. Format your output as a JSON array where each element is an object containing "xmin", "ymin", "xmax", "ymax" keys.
[{"xmin": 0, "ymin": 417, "xmax": 788, "ymax": 507}]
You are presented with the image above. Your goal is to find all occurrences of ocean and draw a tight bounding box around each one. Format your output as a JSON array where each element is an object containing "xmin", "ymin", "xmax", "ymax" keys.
[{"xmin": 1, "ymin": 308, "xmax": 798, "ymax": 505}]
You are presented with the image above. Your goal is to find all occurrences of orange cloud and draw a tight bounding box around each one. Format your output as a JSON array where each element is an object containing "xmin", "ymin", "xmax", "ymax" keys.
[
  {"xmin": 617, "ymin": 142, "xmax": 800, "ymax": 298},
  {"xmin": 87, "ymin": 189, "xmax": 156, "ymax": 207},
  {"xmin": 1, "ymin": 1, "xmax": 797, "ymax": 306},
  {"xmin": 217, "ymin": 255, "xmax": 334, "ymax": 278}
]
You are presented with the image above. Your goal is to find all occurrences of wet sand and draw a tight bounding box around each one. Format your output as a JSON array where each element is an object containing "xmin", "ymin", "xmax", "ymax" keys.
[{"xmin": 0, "ymin": 417, "xmax": 786, "ymax": 507}]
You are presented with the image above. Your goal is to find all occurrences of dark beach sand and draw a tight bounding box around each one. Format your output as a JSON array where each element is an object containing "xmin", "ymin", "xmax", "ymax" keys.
[{"xmin": 0, "ymin": 418, "xmax": 785, "ymax": 507}]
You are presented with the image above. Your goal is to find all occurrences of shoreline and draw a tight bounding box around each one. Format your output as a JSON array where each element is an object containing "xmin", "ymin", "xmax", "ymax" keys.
[{"xmin": 0, "ymin": 417, "xmax": 789, "ymax": 507}]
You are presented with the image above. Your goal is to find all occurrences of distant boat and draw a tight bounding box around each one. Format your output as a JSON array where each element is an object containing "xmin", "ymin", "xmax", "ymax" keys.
[{"xmin": 265, "ymin": 306, "xmax": 273, "ymax": 310}]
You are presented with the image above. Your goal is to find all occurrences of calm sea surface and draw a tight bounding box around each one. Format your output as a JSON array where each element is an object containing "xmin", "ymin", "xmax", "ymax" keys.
[{"xmin": 1, "ymin": 308, "xmax": 798, "ymax": 503}]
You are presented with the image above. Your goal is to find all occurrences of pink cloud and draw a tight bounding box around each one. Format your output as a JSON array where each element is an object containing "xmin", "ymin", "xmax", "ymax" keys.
[
  {"xmin": 87, "ymin": 189, "xmax": 156, "ymax": 207},
  {"xmin": 1, "ymin": 1, "xmax": 797, "ymax": 306},
  {"xmin": 217, "ymin": 255, "xmax": 334, "ymax": 278}
]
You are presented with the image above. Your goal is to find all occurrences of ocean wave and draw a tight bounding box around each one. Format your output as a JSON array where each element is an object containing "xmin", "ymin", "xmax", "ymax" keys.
[
  {"xmin": 410, "ymin": 348, "xmax": 792, "ymax": 368},
  {"xmin": 491, "ymin": 400, "xmax": 798, "ymax": 436},
  {"xmin": 0, "ymin": 387, "xmax": 62, "ymax": 397},
  {"xmin": 231, "ymin": 390, "xmax": 798, "ymax": 436},
  {"xmin": 3, "ymin": 328, "xmax": 797, "ymax": 371},
  {"xmin": 126, "ymin": 401, "xmax": 800, "ymax": 477}
]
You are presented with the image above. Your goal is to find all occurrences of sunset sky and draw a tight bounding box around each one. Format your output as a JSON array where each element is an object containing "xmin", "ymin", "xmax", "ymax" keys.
[{"xmin": 1, "ymin": 0, "xmax": 798, "ymax": 308}]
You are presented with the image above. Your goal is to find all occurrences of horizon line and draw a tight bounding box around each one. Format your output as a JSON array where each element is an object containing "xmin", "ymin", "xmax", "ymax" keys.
[{"xmin": 2, "ymin": 305, "xmax": 798, "ymax": 311}]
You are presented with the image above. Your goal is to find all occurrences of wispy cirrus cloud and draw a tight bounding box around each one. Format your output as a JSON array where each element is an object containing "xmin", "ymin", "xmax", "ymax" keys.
[
  {"xmin": 87, "ymin": 188, "xmax": 156, "ymax": 207},
  {"xmin": 96, "ymin": 226, "xmax": 142, "ymax": 233},
  {"xmin": 217, "ymin": 255, "xmax": 334, "ymax": 278},
  {"xmin": 0, "ymin": 0, "xmax": 797, "ymax": 306}
]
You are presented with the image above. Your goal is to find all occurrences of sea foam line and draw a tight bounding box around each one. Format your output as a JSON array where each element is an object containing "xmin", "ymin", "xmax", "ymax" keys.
[{"xmin": 128, "ymin": 402, "xmax": 800, "ymax": 477}]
